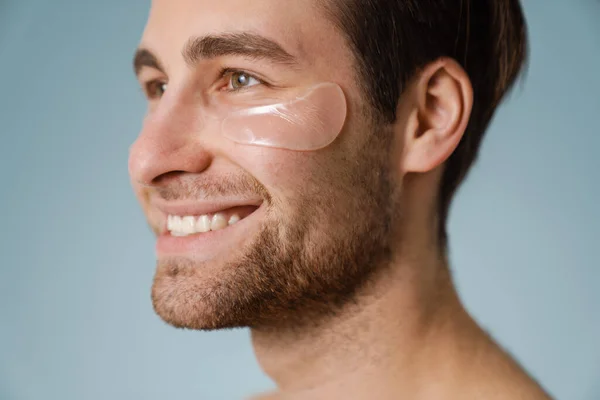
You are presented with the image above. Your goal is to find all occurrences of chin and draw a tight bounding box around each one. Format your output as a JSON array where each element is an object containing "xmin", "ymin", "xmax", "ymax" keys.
[{"xmin": 150, "ymin": 255, "xmax": 247, "ymax": 330}]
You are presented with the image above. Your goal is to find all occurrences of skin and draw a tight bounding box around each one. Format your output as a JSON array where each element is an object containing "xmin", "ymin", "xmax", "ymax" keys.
[{"xmin": 128, "ymin": 0, "xmax": 553, "ymax": 399}]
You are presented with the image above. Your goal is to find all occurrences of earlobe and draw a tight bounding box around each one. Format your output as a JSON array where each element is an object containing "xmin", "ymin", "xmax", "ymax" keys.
[{"xmin": 402, "ymin": 58, "xmax": 473, "ymax": 173}]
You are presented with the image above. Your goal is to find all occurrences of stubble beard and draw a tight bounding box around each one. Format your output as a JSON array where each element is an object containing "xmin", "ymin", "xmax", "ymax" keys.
[{"xmin": 150, "ymin": 124, "xmax": 399, "ymax": 331}]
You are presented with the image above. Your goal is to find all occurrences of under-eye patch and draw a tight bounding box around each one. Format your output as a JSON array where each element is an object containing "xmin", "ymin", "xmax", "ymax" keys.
[{"xmin": 196, "ymin": 83, "xmax": 347, "ymax": 151}]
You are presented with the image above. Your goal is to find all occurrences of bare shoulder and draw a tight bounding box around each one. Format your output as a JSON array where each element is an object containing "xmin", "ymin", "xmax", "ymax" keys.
[{"xmin": 467, "ymin": 342, "xmax": 554, "ymax": 400}]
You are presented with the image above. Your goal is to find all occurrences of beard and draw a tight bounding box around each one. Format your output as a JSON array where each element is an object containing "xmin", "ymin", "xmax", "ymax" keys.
[{"xmin": 150, "ymin": 124, "xmax": 399, "ymax": 331}]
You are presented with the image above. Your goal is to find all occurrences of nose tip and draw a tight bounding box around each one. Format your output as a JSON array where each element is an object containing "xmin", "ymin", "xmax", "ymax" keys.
[
  {"xmin": 128, "ymin": 107, "xmax": 213, "ymax": 187},
  {"xmin": 128, "ymin": 138, "xmax": 164, "ymax": 186}
]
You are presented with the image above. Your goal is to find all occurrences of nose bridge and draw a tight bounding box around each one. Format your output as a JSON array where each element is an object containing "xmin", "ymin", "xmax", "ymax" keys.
[
  {"xmin": 128, "ymin": 93, "xmax": 212, "ymax": 185},
  {"xmin": 150, "ymin": 87, "xmax": 206, "ymax": 140}
]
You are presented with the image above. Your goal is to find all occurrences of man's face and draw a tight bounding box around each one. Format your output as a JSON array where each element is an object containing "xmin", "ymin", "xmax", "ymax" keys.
[{"xmin": 129, "ymin": 0, "xmax": 402, "ymax": 330}]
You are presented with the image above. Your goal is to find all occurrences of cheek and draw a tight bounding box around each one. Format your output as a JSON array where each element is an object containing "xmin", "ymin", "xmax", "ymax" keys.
[
  {"xmin": 227, "ymin": 144, "xmax": 351, "ymax": 224},
  {"xmin": 229, "ymin": 145, "xmax": 320, "ymax": 193},
  {"xmin": 221, "ymin": 110, "xmax": 368, "ymax": 208}
]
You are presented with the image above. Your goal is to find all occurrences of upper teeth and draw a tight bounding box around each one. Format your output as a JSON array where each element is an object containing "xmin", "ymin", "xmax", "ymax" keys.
[{"xmin": 168, "ymin": 213, "xmax": 241, "ymax": 237}]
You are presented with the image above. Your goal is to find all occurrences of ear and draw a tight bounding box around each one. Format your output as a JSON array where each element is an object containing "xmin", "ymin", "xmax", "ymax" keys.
[{"xmin": 401, "ymin": 58, "xmax": 473, "ymax": 173}]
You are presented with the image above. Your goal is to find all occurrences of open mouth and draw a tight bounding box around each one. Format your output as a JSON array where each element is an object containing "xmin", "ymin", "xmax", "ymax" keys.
[{"xmin": 166, "ymin": 205, "xmax": 260, "ymax": 237}]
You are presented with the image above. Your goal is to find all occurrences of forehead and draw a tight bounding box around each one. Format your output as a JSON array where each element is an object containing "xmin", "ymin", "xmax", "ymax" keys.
[{"xmin": 141, "ymin": 0, "xmax": 354, "ymax": 79}]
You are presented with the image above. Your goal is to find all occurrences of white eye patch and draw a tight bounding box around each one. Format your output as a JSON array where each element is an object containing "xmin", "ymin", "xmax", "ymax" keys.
[
  {"xmin": 192, "ymin": 83, "xmax": 347, "ymax": 151},
  {"xmin": 220, "ymin": 83, "xmax": 347, "ymax": 151}
]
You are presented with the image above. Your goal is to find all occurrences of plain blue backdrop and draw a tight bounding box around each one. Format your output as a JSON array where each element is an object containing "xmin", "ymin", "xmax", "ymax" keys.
[{"xmin": 0, "ymin": 1, "xmax": 598, "ymax": 399}]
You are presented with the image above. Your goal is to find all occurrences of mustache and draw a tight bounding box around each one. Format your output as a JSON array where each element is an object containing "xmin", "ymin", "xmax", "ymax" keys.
[{"xmin": 153, "ymin": 173, "xmax": 270, "ymax": 202}]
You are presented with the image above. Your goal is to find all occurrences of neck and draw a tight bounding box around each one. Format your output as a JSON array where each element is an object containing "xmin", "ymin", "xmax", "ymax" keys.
[{"xmin": 250, "ymin": 233, "xmax": 485, "ymax": 398}]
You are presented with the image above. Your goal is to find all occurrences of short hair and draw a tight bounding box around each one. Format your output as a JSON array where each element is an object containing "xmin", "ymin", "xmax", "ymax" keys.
[{"xmin": 323, "ymin": 0, "xmax": 528, "ymax": 245}]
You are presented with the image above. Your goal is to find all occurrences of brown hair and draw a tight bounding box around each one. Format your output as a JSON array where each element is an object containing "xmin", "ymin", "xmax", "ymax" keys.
[{"xmin": 323, "ymin": 0, "xmax": 528, "ymax": 244}]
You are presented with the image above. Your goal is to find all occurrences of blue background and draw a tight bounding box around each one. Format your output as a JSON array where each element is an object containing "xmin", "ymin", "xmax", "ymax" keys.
[{"xmin": 0, "ymin": 1, "xmax": 598, "ymax": 399}]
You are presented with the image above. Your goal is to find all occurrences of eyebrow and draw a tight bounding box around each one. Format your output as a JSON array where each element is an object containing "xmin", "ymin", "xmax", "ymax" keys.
[
  {"xmin": 133, "ymin": 32, "xmax": 298, "ymax": 77},
  {"xmin": 133, "ymin": 48, "xmax": 165, "ymax": 76}
]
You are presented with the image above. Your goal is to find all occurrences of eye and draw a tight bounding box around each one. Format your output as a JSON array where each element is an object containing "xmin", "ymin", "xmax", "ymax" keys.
[
  {"xmin": 227, "ymin": 71, "xmax": 261, "ymax": 91},
  {"xmin": 145, "ymin": 80, "xmax": 167, "ymax": 99}
]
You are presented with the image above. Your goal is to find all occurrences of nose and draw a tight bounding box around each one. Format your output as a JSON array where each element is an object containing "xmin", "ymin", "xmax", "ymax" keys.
[{"xmin": 128, "ymin": 99, "xmax": 213, "ymax": 186}]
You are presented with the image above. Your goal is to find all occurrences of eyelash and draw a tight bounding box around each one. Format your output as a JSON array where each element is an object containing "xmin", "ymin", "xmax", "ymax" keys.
[{"xmin": 143, "ymin": 68, "xmax": 266, "ymax": 100}]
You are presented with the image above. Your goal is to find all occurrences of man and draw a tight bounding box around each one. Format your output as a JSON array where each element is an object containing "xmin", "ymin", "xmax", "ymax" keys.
[{"xmin": 129, "ymin": 0, "xmax": 552, "ymax": 398}]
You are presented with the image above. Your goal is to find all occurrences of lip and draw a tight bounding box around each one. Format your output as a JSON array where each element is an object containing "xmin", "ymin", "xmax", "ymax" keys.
[{"xmin": 155, "ymin": 203, "xmax": 265, "ymax": 260}]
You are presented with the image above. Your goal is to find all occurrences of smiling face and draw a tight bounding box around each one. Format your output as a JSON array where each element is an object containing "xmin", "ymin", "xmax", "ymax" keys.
[{"xmin": 129, "ymin": 0, "xmax": 403, "ymax": 330}]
